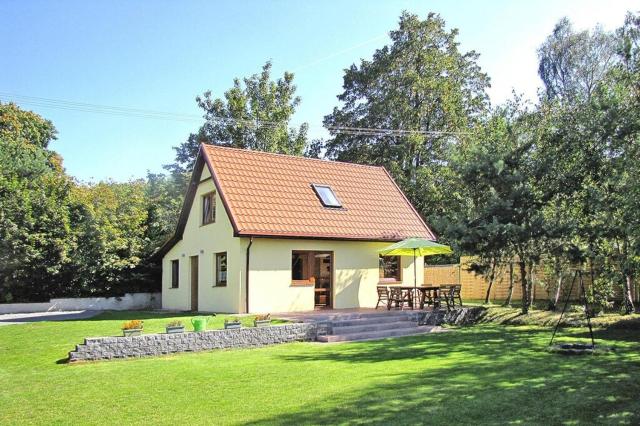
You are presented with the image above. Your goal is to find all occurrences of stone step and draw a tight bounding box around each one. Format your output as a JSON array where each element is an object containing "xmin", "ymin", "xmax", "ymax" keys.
[
  {"xmin": 332, "ymin": 320, "xmax": 419, "ymax": 335},
  {"xmin": 317, "ymin": 325, "xmax": 437, "ymax": 343},
  {"xmin": 288, "ymin": 310, "xmax": 416, "ymax": 323},
  {"xmin": 329, "ymin": 314, "xmax": 412, "ymax": 327}
]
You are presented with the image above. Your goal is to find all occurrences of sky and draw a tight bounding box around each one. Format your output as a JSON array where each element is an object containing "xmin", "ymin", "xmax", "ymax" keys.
[{"xmin": 1, "ymin": 0, "xmax": 637, "ymax": 182}]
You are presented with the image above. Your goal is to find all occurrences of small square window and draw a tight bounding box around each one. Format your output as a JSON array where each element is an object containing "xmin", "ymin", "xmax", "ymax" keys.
[
  {"xmin": 311, "ymin": 184, "xmax": 342, "ymax": 208},
  {"xmin": 202, "ymin": 192, "xmax": 216, "ymax": 225}
]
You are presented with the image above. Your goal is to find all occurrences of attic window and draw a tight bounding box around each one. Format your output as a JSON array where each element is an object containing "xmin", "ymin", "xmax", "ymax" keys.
[{"xmin": 312, "ymin": 184, "xmax": 342, "ymax": 208}]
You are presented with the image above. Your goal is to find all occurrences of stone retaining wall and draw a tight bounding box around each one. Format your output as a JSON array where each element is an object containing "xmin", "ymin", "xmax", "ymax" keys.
[
  {"xmin": 68, "ymin": 322, "xmax": 316, "ymax": 362},
  {"xmin": 409, "ymin": 306, "xmax": 487, "ymax": 326}
]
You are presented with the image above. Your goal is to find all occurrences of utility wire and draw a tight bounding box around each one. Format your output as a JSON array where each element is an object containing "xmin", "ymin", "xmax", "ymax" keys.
[{"xmin": 0, "ymin": 92, "xmax": 470, "ymax": 137}]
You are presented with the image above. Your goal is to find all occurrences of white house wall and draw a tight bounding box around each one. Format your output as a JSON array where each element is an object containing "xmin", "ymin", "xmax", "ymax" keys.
[
  {"xmin": 162, "ymin": 165, "xmax": 244, "ymax": 313},
  {"xmin": 247, "ymin": 238, "xmax": 423, "ymax": 313}
]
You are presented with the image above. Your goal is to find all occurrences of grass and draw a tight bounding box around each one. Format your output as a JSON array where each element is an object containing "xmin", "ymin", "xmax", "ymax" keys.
[
  {"xmin": 477, "ymin": 305, "xmax": 640, "ymax": 328},
  {"xmin": 460, "ymin": 302, "xmax": 640, "ymax": 329},
  {"xmin": 0, "ymin": 312, "xmax": 639, "ymax": 425},
  {"xmin": 81, "ymin": 311, "xmax": 287, "ymax": 335}
]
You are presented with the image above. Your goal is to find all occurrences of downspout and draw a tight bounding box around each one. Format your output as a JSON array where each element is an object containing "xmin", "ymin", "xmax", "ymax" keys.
[{"xmin": 245, "ymin": 236, "xmax": 254, "ymax": 314}]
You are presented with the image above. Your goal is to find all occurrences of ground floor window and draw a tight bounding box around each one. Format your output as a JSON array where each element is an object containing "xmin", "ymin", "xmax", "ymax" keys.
[
  {"xmin": 379, "ymin": 255, "xmax": 401, "ymax": 282},
  {"xmin": 171, "ymin": 259, "xmax": 179, "ymax": 288},
  {"xmin": 215, "ymin": 252, "xmax": 227, "ymax": 286},
  {"xmin": 291, "ymin": 251, "xmax": 314, "ymax": 284}
]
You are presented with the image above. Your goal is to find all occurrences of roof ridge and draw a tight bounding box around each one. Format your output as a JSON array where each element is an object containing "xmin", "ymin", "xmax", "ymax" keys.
[{"xmin": 203, "ymin": 143, "xmax": 385, "ymax": 170}]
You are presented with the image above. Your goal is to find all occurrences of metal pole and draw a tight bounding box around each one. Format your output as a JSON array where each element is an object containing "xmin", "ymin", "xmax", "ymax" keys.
[
  {"xmin": 550, "ymin": 269, "xmax": 578, "ymax": 346},
  {"xmin": 579, "ymin": 270, "xmax": 596, "ymax": 348}
]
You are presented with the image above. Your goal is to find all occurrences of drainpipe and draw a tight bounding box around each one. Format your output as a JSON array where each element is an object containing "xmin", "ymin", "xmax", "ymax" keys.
[{"xmin": 245, "ymin": 236, "xmax": 254, "ymax": 313}]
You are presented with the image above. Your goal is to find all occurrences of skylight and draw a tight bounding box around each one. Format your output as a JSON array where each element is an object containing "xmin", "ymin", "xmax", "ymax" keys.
[{"xmin": 312, "ymin": 184, "xmax": 342, "ymax": 208}]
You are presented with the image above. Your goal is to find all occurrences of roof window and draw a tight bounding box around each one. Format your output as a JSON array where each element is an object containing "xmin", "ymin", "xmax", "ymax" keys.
[{"xmin": 311, "ymin": 184, "xmax": 342, "ymax": 208}]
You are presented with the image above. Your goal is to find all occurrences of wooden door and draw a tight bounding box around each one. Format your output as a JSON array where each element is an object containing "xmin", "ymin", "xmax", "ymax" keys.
[
  {"xmin": 314, "ymin": 251, "xmax": 333, "ymax": 309},
  {"xmin": 190, "ymin": 255, "xmax": 199, "ymax": 311}
]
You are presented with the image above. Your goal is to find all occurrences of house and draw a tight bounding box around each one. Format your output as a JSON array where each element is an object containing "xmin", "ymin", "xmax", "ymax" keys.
[{"xmin": 160, "ymin": 144, "xmax": 436, "ymax": 313}]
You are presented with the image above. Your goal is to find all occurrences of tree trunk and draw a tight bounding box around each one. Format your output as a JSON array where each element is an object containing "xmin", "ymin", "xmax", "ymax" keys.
[
  {"xmin": 527, "ymin": 262, "xmax": 535, "ymax": 310},
  {"xmin": 484, "ymin": 257, "xmax": 497, "ymax": 304},
  {"xmin": 519, "ymin": 261, "xmax": 529, "ymax": 314},
  {"xmin": 622, "ymin": 274, "xmax": 636, "ymax": 314},
  {"xmin": 548, "ymin": 257, "xmax": 563, "ymax": 311},
  {"xmin": 504, "ymin": 263, "xmax": 514, "ymax": 306},
  {"xmin": 551, "ymin": 275, "xmax": 563, "ymax": 311}
]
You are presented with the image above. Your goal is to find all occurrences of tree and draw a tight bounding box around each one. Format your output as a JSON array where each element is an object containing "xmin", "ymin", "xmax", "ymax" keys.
[
  {"xmin": 168, "ymin": 61, "xmax": 309, "ymax": 174},
  {"xmin": 323, "ymin": 12, "xmax": 490, "ymax": 227},
  {"xmin": 63, "ymin": 180, "xmax": 152, "ymax": 297},
  {"xmin": 538, "ymin": 17, "xmax": 617, "ymax": 102},
  {"xmin": 445, "ymin": 101, "xmax": 547, "ymax": 314},
  {"xmin": 0, "ymin": 103, "xmax": 73, "ymax": 302}
]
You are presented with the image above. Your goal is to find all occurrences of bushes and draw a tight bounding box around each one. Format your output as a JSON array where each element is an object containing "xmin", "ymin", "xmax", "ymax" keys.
[{"xmin": 0, "ymin": 103, "xmax": 171, "ymax": 303}]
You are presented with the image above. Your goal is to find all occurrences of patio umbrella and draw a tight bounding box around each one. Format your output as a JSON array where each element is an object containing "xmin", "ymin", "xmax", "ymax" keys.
[{"xmin": 378, "ymin": 237, "xmax": 453, "ymax": 291}]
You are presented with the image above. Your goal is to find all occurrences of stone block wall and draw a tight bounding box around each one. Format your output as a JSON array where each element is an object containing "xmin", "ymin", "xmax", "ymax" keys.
[
  {"xmin": 69, "ymin": 322, "xmax": 317, "ymax": 362},
  {"xmin": 409, "ymin": 306, "xmax": 487, "ymax": 326}
]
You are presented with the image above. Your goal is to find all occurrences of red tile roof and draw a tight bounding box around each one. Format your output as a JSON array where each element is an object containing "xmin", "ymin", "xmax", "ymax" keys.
[{"xmin": 202, "ymin": 144, "xmax": 435, "ymax": 241}]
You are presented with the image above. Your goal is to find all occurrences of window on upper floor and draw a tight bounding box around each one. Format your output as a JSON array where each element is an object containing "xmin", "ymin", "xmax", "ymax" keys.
[{"xmin": 202, "ymin": 191, "xmax": 216, "ymax": 225}]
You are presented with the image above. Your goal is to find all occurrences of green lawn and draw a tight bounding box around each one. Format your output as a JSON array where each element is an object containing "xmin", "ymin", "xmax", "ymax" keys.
[{"xmin": 1, "ymin": 311, "xmax": 639, "ymax": 425}]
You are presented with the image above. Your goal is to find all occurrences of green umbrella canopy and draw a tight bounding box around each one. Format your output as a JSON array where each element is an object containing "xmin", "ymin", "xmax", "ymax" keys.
[{"xmin": 378, "ymin": 237, "xmax": 453, "ymax": 257}]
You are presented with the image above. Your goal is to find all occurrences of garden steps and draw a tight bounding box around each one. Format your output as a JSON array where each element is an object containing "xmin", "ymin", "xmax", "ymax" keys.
[
  {"xmin": 303, "ymin": 310, "xmax": 441, "ymax": 343},
  {"xmin": 331, "ymin": 320, "xmax": 416, "ymax": 335},
  {"xmin": 317, "ymin": 325, "xmax": 439, "ymax": 342},
  {"xmin": 327, "ymin": 314, "xmax": 412, "ymax": 327}
]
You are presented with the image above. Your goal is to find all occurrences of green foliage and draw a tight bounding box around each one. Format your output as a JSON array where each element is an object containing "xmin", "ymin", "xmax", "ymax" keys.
[
  {"xmin": 0, "ymin": 103, "xmax": 73, "ymax": 302},
  {"xmin": 168, "ymin": 61, "xmax": 309, "ymax": 174},
  {"xmin": 0, "ymin": 103, "xmax": 161, "ymax": 302},
  {"xmin": 323, "ymin": 11, "xmax": 489, "ymax": 227},
  {"xmin": 538, "ymin": 17, "xmax": 617, "ymax": 102}
]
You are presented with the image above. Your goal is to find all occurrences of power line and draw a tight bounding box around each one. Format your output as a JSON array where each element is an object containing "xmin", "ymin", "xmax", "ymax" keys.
[{"xmin": 0, "ymin": 92, "xmax": 470, "ymax": 137}]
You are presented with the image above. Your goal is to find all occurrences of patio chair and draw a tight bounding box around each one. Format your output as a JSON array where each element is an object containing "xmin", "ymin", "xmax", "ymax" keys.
[
  {"xmin": 439, "ymin": 285, "xmax": 455, "ymax": 310},
  {"xmin": 451, "ymin": 284, "xmax": 463, "ymax": 306},
  {"xmin": 388, "ymin": 287, "xmax": 413, "ymax": 310},
  {"xmin": 376, "ymin": 286, "xmax": 390, "ymax": 310},
  {"xmin": 419, "ymin": 287, "xmax": 438, "ymax": 310}
]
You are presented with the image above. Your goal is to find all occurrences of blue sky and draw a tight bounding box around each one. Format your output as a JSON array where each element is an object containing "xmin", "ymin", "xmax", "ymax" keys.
[{"xmin": 1, "ymin": 0, "xmax": 636, "ymax": 182}]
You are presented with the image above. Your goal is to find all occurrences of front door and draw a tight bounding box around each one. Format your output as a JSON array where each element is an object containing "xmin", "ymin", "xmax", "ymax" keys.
[
  {"xmin": 190, "ymin": 255, "xmax": 199, "ymax": 311},
  {"xmin": 314, "ymin": 252, "xmax": 333, "ymax": 309}
]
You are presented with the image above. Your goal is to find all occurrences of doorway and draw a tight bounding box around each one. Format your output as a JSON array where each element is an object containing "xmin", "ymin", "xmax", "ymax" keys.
[
  {"xmin": 313, "ymin": 252, "xmax": 333, "ymax": 309},
  {"xmin": 190, "ymin": 255, "xmax": 199, "ymax": 311}
]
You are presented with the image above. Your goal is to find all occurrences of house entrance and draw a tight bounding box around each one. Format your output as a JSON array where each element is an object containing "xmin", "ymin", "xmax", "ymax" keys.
[
  {"xmin": 291, "ymin": 251, "xmax": 333, "ymax": 309},
  {"xmin": 313, "ymin": 252, "xmax": 333, "ymax": 309}
]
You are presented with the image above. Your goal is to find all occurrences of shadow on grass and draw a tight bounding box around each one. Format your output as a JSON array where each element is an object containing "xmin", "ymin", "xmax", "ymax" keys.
[{"xmin": 249, "ymin": 327, "xmax": 640, "ymax": 425}]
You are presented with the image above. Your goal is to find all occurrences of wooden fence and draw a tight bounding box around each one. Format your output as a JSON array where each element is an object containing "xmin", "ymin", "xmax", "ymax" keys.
[{"xmin": 424, "ymin": 257, "xmax": 595, "ymax": 303}]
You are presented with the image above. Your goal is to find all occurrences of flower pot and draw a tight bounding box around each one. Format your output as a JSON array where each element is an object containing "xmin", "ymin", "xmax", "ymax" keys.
[
  {"xmin": 165, "ymin": 326, "xmax": 185, "ymax": 334},
  {"xmin": 254, "ymin": 319, "xmax": 271, "ymax": 328},
  {"xmin": 122, "ymin": 328, "xmax": 143, "ymax": 337},
  {"xmin": 224, "ymin": 322, "xmax": 242, "ymax": 330}
]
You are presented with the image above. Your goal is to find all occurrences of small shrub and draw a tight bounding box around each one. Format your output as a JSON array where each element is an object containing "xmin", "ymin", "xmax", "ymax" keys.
[
  {"xmin": 225, "ymin": 317, "xmax": 241, "ymax": 324},
  {"xmin": 166, "ymin": 320, "xmax": 183, "ymax": 328},
  {"xmin": 122, "ymin": 320, "xmax": 143, "ymax": 330},
  {"xmin": 255, "ymin": 314, "xmax": 271, "ymax": 321}
]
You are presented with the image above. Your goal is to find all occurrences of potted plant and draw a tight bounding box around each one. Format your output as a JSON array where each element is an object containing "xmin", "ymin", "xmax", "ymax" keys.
[
  {"xmin": 121, "ymin": 320, "xmax": 143, "ymax": 337},
  {"xmin": 165, "ymin": 320, "xmax": 185, "ymax": 334},
  {"xmin": 254, "ymin": 313, "xmax": 271, "ymax": 328},
  {"xmin": 224, "ymin": 317, "xmax": 242, "ymax": 329}
]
